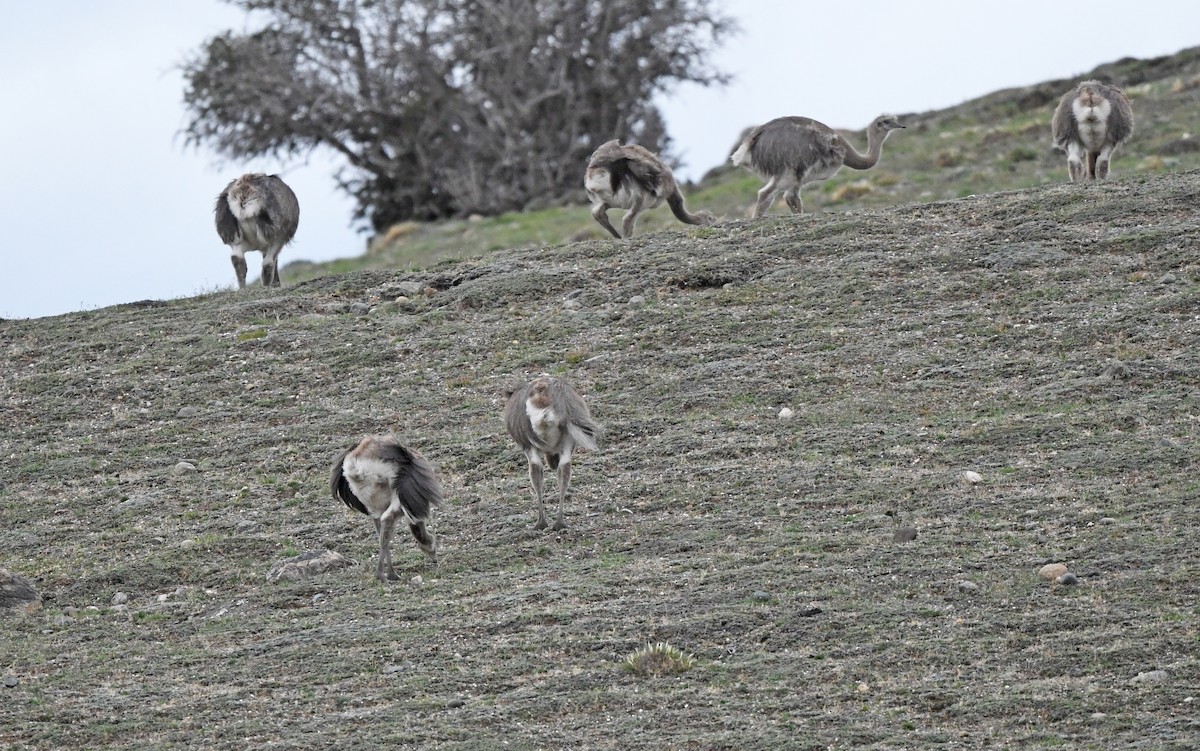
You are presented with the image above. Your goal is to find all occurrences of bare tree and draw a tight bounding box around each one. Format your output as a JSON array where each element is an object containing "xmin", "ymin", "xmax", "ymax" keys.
[{"xmin": 181, "ymin": 0, "xmax": 734, "ymax": 231}]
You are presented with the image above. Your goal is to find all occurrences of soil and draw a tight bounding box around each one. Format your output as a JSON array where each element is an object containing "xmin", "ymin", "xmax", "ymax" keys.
[{"xmin": 2, "ymin": 171, "xmax": 1199, "ymax": 749}]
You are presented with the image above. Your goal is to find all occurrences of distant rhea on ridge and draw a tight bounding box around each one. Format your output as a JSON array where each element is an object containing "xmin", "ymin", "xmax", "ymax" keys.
[
  {"xmin": 731, "ymin": 114, "xmax": 905, "ymax": 217},
  {"xmin": 330, "ymin": 434, "xmax": 442, "ymax": 582},
  {"xmin": 1051, "ymin": 80, "xmax": 1134, "ymax": 182},
  {"xmin": 584, "ymin": 140, "xmax": 715, "ymax": 239},
  {"xmin": 214, "ymin": 173, "xmax": 300, "ymax": 288},
  {"xmin": 504, "ymin": 376, "xmax": 602, "ymax": 531}
]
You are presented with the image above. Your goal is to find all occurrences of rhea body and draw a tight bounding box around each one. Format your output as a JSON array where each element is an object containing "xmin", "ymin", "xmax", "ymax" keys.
[
  {"xmin": 504, "ymin": 377, "xmax": 602, "ymax": 531},
  {"xmin": 731, "ymin": 114, "xmax": 905, "ymax": 217},
  {"xmin": 330, "ymin": 434, "xmax": 442, "ymax": 581},
  {"xmin": 585, "ymin": 140, "xmax": 714, "ymax": 239},
  {"xmin": 214, "ymin": 173, "xmax": 300, "ymax": 288},
  {"xmin": 1051, "ymin": 80, "xmax": 1134, "ymax": 182}
]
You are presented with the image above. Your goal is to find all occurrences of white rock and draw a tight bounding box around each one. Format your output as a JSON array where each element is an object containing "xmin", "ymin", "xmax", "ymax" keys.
[
  {"xmin": 172, "ymin": 461, "xmax": 198, "ymax": 474},
  {"xmin": 958, "ymin": 580, "xmax": 979, "ymax": 593},
  {"xmin": 1039, "ymin": 563, "xmax": 1069, "ymax": 581},
  {"xmin": 111, "ymin": 592, "xmax": 129, "ymax": 605},
  {"xmin": 778, "ymin": 407, "xmax": 795, "ymax": 420},
  {"xmin": 962, "ymin": 470, "xmax": 983, "ymax": 484}
]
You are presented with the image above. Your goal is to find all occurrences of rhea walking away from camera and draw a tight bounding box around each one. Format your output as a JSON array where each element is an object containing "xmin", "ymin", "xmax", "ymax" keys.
[
  {"xmin": 330, "ymin": 434, "xmax": 442, "ymax": 581},
  {"xmin": 214, "ymin": 173, "xmax": 300, "ymax": 288},
  {"xmin": 585, "ymin": 140, "xmax": 714, "ymax": 239},
  {"xmin": 1051, "ymin": 80, "xmax": 1134, "ymax": 182},
  {"xmin": 731, "ymin": 114, "xmax": 905, "ymax": 217},
  {"xmin": 505, "ymin": 377, "xmax": 602, "ymax": 531}
]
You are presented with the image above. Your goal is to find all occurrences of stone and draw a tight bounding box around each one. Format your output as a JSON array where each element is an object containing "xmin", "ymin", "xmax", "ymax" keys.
[
  {"xmin": 1100, "ymin": 360, "xmax": 1131, "ymax": 380},
  {"xmin": 1099, "ymin": 517, "xmax": 1117, "ymax": 525},
  {"xmin": 3, "ymin": 675, "xmax": 18, "ymax": 688},
  {"xmin": 563, "ymin": 299, "xmax": 581, "ymax": 310},
  {"xmin": 958, "ymin": 580, "xmax": 979, "ymax": 593},
  {"xmin": 396, "ymin": 281, "xmax": 424, "ymax": 296},
  {"xmin": 628, "ymin": 295, "xmax": 646, "ymax": 307},
  {"xmin": 893, "ymin": 526, "xmax": 918, "ymax": 543},
  {"xmin": 112, "ymin": 592, "xmax": 129, "ymax": 605},
  {"xmin": 267, "ymin": 550, "xmax": 358, "ymax": 582},
  {"xmin": 319, "ymin": 302, "xmax": 350, "ymax": 314},
  {"xmin": 751, "ymin": 590, "xmax": 771, "ymax": 602},
  {"xmin": 172, "ymin": 461, "xmax": 198, "ymax": 474},
  {"xmin": 350, "ymin": 302, "xmax": 371, "ymax": 315},
  {"xmin": 176, "ymin": 406, "xmax": 200, "ymax": 418},
  {"xmin": 1039, "ymin": 563, "xmax": 1069, "ymax": 581},
  {"xmin": 0, "ymin": 569, "xmax": 41, "ymax": 616},
  {"xmin": 1130, "ymin": 669, "xmax": 1170, "ymax": 685},
  {"xmin": 778, "ymin": 407, "xmax": 795, "ymax": 420},
  {"xmin": 962, "ymin": 470, "xmax": 983, "ymax": 484},
  {"xmin": 796, "ymin": 605, "xmax": 823, "ymax": 617}
]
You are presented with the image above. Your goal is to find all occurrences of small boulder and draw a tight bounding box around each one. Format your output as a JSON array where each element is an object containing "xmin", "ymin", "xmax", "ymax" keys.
[
  {"xmin": 893, "ymin": 526, "xmax": 918, "ymax": 543},
  {"xmin": 1039, "ymin": 563, "xmax": 1069, "ymax": 581},
  {"xmin": 267, "ymin": 550, "xmax": 358, "ymax": 582},
  {"xmin": 0, "ymin": 569, "xmax": 41, "ymax": 616}
]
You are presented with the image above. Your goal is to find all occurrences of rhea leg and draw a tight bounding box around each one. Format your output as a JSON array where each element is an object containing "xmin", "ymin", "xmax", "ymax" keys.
[
  {"xmin": 262, "ymin": 245, "xmax": 282, "ymax": 287},
  {"xmin": 375, "ymin": 512, "xmax": 400, "ymax": 581},
  {"xmin": 550, "ymin": 444, "xmax": 575, "ymax": 531},
  {"xmin": 553, "ymin": 461, "xmax": 573, "ymax": 531},
  {"xmin": 783, "ymin": 186, "xmax": 804, "ymax": 214},
  {"xmin": 620, "ymin": 194, "xmax": 648, "ymax": 238},
  {"xmin": 527, "ymin": 454, "xmax": 549, "ymax": 530},
  {"xmin": 230, "ymin": 247, "xmax": 249, "ymax": 289},
  {"xmin": 1094, "ymin": 145, "xmax": 1116, "ymax": 180},
  {"xmin": 1066, "ymin": 142, "xmax": 1086, "ymax": 183},
  {"xmin": 592, "ymin": 203, "xmax": 622, "ymax": 240},
  {"xmin": 409, "ymin": 521, "xmax": 437, "ymax": 562},
  {"xmin": 753, "ymin": 176, "xmax": 782, "ymax": 218}
]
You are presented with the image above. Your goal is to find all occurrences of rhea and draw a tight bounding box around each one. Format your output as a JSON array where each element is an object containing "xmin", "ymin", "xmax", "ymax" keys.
[
  {"xmin": 731, "ymin": 114, "xmax": 906, "ymax": 217},
  {"xmin": 504, "ymin": 376, "xmax": 602, "ymax": 531},
  {"xmin": 214, "ymin": 173, "xmax": 300, "ymax": 288},
  {"xmin": 585, "ymin": 140, "xmax": 715, "ymax": 239},
  {"xmin": 1051, "ymin": 80, "xmax": 1134, "ymax": 182},
  {"xmin": 330, "ymin": 434, "xmax": 442, "ymax": 581}
]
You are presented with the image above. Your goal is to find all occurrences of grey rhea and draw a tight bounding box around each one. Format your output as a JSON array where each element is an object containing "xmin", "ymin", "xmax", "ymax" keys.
[
  {"xmin": 730, "ymin": 114, "xmax": 905, "ymax": 217},
  {"xmin": 1051, "ymin": 80, "xmax": 1134, "ymax": 182},
  {"xmin": 214, "ymin": 173, "xmax": 300, "ymax": 288},
  {"xmin": 584, "ymin": 140, "xmax": 715, "ymax": 239},
  {"xmin": 330, "ymin": 434, "xmax": 442, "ymax": 581},
  {"xmin": 504, "ymin": 376, "xmax": 602, "ymax": 531}
]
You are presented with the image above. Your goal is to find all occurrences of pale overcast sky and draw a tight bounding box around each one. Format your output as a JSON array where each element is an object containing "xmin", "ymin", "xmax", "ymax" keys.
[{"xmin": 2, "ymin": 1, "xmax": 1197, "ymax": 319}]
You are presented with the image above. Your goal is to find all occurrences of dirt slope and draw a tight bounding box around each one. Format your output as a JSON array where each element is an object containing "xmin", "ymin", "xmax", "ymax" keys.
[{"xmin": 2, "ymin": 171, "xmax": 1199, "ymax": 749}]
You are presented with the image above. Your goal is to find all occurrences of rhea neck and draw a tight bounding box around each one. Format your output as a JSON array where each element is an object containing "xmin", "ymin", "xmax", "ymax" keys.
[{"xmin": 841, "ymin": 126, "xmax": 892, "ymax": 170}]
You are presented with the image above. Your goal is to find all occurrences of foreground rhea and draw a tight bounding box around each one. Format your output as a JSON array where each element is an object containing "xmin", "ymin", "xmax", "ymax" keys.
[
  {"xmin": 330, "ymin": 434, "xmax": 442, "ymax": 581},
  {"xmin": 504, "ymin": 376, "xmax": 602, "ymax": 531},
  {"xmin": 731, "ymin": 114, "xmax": 905, "ymax": 217},
  {"xmin": 585, "ymin": 140, "xmax": 715, "ymax": 239},
  {"xmin": 214, "ymin": 173, "xmax": 300, "ymax": 288},
  {"xmin": 1051, "ymin": 80, "xmax": 1134, "ymax": 182}
]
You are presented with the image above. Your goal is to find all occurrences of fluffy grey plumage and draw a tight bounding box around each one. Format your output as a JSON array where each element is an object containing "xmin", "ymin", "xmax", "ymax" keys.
[
  {"xmin": 731, "ymin": 114, "xmax": 905, "ymax": 217},
  {"xmin": 330, "ymin": 434, "xmax": 442, "ymax": 581},
  {"xmin": 504, "ymin": 376, "xmax": 602, "ymax": 531},
  {"xmin": 584, "ymin": 140, "xmax": 714, "ymax": 239},
  {"xmin": 214, "ymin": 173, "xmax": 299, "ymax": 288},
  {"xmin": 1051, "ymin": 80, "xmax": 1134, "ymax": 182}
]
